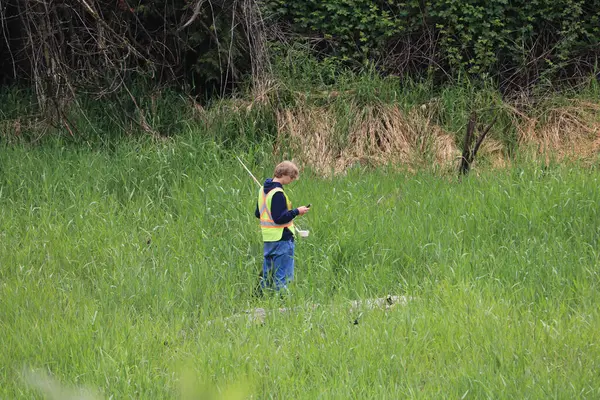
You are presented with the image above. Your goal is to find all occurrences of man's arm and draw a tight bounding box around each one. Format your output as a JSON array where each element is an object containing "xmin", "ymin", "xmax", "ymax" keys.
[{"xmin": 270, "ymin": 192, "xmax": 298, "ymax": 224}]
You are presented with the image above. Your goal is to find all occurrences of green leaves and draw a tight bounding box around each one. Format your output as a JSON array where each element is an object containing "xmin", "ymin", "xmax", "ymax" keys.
[
  {"xmin": 263, "ymin": 0, "xmax": 600, "ymax": 84},
  {"xmin": 264, "ymin": 0, "xmax": 405, "ymax": 65}
]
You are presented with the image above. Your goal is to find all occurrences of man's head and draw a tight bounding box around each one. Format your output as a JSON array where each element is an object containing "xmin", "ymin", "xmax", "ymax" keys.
[{"xmin": 273, "ymin": 161, "xmax": 299, "ymax": 184}]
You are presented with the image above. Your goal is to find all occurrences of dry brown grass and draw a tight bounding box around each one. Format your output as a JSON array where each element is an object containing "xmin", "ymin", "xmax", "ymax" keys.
[
  {"xmin": 512, "ymin": 100, "xmax": 600, "ymax": 163},
  {"xmin": 275, "ymin": 98, "xmax": 600, "ymax": 175},
  {"xmin": 276, "ymin": 103, "xmax": 460, "ymax": 175}
]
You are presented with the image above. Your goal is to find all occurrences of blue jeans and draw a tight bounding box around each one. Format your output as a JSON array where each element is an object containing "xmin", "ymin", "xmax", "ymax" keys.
[{"xmin": 261, "ymin": 240, "xmax": 295, "ymax": 291}]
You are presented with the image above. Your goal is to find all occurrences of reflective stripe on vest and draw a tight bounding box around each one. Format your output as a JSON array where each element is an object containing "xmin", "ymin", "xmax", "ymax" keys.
[{"xmin": 258, "ymin": 187, "xmax": 295, "ymax": 242}]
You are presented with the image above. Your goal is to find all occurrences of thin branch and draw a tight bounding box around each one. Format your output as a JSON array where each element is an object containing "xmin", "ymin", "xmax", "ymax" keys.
[{"xmin": 472, "ymin": 116, "xmax": 497, "ymax": 159}]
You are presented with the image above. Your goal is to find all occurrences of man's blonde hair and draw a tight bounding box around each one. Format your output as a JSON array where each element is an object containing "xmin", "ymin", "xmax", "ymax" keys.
[{"xmin": 273, "ymin": 161, "xmax": 299, "ymax": 179}]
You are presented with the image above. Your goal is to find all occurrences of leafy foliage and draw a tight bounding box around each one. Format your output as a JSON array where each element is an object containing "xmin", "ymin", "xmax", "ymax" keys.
[
  {"xmin": 264, "ymin": 0, "xmax": 600, "ymax": 87},
  {"xmin": 266, "ymin": 0, "xmax": 404, "ymax": 65}
]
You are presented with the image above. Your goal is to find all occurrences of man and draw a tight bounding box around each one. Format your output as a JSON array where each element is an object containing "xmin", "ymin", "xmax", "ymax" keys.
[{"xmin": 255, "ymin": 161, "xmax": 310, "ymax": 293}]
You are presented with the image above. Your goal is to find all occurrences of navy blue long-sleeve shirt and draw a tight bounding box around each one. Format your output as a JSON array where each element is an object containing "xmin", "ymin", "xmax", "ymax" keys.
[{"xmin": 255, "ymin": 178, "xmax": 298, "ymax": 241}]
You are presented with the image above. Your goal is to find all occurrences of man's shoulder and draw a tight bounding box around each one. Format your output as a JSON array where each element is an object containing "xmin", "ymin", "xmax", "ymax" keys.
[{"xmin": 268, "ymin": 187, "xmax": 284, "ymax": 194}]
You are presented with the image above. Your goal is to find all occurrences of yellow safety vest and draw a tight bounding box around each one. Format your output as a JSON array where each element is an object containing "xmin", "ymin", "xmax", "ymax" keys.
[{"xmin": 258, "ymin": 187, "xmax": 295, "ymax": 242}]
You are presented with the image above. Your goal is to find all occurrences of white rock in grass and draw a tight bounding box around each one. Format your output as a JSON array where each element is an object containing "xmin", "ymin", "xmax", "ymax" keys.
[
  {"xmin": 208, "ymin": 295, "xmax": 410, "ymax": 327},
  {"xmin": 349, "ymin": 295, "xmax": 409, "ymax": 312}
]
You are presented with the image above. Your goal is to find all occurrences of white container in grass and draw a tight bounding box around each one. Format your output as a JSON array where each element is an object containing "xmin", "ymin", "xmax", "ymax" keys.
[{"xmin": 296, "ymin": 229, "xmax": 310, "ymax": 237}]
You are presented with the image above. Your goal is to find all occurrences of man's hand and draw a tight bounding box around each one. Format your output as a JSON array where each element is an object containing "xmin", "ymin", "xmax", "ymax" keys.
[{"xmin": 297, "ymin": 206, "xmax": 310, "ymax": 215}]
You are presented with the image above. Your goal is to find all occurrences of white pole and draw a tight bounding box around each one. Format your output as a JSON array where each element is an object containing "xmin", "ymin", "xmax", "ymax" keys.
[{"xmin": 236, "ymin": 156, "xmax": 262, "ymax": 187}]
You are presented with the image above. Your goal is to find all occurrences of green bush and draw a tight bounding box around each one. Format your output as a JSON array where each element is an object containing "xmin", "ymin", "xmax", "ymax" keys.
[{"xmin": 263, "ymin": 0, "xmax": 600, "ymax": 85}]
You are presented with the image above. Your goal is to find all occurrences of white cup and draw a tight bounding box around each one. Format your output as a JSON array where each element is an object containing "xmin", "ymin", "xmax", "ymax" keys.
[{"xmin": 297, "ymin": 230, "xmax": 310, "ymax": 237}]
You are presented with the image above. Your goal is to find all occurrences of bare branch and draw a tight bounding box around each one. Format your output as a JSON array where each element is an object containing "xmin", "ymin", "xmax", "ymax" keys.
[{"xmin": 179, "ymin": 0, "xmax": 207, "ymax": 31}]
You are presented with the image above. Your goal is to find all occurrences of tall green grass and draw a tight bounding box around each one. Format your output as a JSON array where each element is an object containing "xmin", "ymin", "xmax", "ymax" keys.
[{"xmin": 1, "ymin": 132, "xmax": 599, "ymax": 398}]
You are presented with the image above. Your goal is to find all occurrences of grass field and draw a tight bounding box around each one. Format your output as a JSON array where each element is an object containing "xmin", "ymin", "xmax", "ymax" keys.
[{"xmin": 1, "ymin": 135, "xmax": 599, "ymax": 399}]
